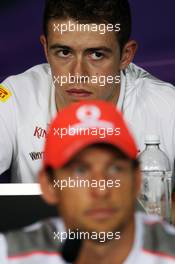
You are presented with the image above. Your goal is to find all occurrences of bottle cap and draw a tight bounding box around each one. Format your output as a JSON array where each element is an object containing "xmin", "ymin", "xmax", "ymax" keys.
[{"xmin": 144, "ymin": 135, "xmax": 160, "ymax": 144}]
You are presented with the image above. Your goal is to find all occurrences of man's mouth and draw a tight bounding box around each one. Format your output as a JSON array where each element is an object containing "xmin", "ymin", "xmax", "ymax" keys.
[
  {"xmin": 85, "ymin": 208, "xmax": 117, "ymax": 220},
  {"xmin": 66, "ymin": 88, "xmax": 93, "ymax": 98}
]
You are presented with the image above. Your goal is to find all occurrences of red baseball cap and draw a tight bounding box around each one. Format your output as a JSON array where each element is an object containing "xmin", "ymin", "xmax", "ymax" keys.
[{"xmin": 43, "ymin": 100, "xmax": 138, "ymax": 169}]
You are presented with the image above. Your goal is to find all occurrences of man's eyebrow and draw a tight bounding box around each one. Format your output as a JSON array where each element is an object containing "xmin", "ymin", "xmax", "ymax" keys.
[
  {"xmin": 49, "ymin": 44, "xmax": 72, "ymax": 50},
  {"xmin": 85, "ymin": 47, "xmax": 112, "ymax": 53},
  {"xmin": 49, "ymin": 44, "xmax": 112, "ymax": 53}
]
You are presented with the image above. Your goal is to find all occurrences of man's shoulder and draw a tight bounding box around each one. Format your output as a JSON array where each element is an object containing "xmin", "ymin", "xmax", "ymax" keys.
[
  {"xmin": 1, "ymin": 63, "xmax": 52, "ymax": 100},
  {"xmin": 3, "ymin": 218, "xmax": 64, "ymax": 259},
  {"xmin": 138, "ymin": 213, "xmax": 175, "ymax": 260},
  {"xmin": 3, "ymin": 63, "xmax": 51, "ymax": 83},
  {"xmin": 0, "ymin": 63, "xmax": 53, "ymax": 122},
  {"xmin": 0, "ymin": 233, "xmax": 7, "ymax": 262},
  {"xmin": 126, "ymin": 63, "xmax": 175, "ymax": 96},
  {"xmin": 125, "ymin": 63, "xmax": 175, "ymax": 113}
]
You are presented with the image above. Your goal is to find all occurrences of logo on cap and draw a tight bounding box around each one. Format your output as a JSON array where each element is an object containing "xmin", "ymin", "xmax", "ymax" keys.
[
  {"xmin": 71, "ymin": 105, "xmax": 114, "ymax": 129},
  {"xmin": 76, "ymin": 105, "xmax": 101, "ymax": 121}
]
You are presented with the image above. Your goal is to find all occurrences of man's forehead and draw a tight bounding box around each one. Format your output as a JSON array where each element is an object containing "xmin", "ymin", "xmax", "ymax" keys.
[{"xmin": 47, "ymin": 18, "xmax": 118, "ymax": 46}]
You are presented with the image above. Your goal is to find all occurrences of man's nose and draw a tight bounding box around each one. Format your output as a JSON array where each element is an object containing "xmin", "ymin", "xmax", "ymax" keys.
[
  {"xmin": 90, "ymin": 171, "xmax": 110, "ymax": 199},
  {"xmin": 70, "ymin": 57, "xmax": 89, "ymax": 81}
]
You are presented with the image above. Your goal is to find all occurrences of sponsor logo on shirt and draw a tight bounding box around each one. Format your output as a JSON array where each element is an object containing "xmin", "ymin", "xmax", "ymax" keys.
[
  {"xmin": 34, "ymin": 126, "xmax": 47, "ymax": 139},
  {"xmin": 29, "ymin": 151, "xmax": 44, "ymax": 160},
  {"xmin": 0, "ymin": 85, "xmax": 12, "ymax": 102}
]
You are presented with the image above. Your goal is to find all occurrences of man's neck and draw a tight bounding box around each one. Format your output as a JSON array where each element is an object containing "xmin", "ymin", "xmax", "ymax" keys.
[
  {"xmin": 75, "ymin": 217, "xmax": 135, "ymax": 264},
  {"xmin": 110, "ymin": 86, "xmax": 120, "ymax": 106}
]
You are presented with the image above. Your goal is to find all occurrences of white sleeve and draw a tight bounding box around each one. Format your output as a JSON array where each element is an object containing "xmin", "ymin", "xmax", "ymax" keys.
[
  {"xmin": 168, "ymin": 104, "xmax": 175, "ymax": 171},
  {"xmin": 0, "ymin": 81, "xmax": 16, "ymax": 176},
  {"xmin": 0, "ymin": 113, "xmax": 13, "ymax": 174},
  {"xmin": 0, "ymin": 234, "xmax": 8, "ymax": 263}
]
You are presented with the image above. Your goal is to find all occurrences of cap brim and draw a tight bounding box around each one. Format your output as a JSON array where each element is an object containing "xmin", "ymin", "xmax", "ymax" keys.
[{"xmin": 51, "ymin": 136, "xmax": 134, "ymax": 169}]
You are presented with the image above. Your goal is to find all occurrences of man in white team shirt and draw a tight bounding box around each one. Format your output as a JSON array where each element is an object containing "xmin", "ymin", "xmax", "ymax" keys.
[
  {"xmin": 1, "ymin": 100, "xmax": 175, "ymax": 263},
  {"xmin": 0, "ymin": 0, "xmax": 175, "ymax": 182}
]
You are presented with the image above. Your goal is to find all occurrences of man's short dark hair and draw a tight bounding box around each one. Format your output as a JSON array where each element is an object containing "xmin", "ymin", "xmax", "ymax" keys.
[{"xmin": 43, "ymin": 0, "xmax": 132, "ymax": 51}]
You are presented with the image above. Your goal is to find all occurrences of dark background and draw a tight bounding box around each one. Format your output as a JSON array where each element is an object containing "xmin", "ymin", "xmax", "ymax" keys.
[
  {"xmin": 0, "ymin": 0, "xmax": 175, "ymax": 232},
  {"xmin": 0, "ymin": 196, "xmax": 57, "ymax": 232}
]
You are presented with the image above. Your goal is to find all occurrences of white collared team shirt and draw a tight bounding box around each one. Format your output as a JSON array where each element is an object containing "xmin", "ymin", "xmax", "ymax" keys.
[
  {"xmin": 0, "ymin": 63, "xmax": 175, "ymax": 182},
  {"xmin": 0, "ymin": 213, "xmax": 175, "ymax": 263}
]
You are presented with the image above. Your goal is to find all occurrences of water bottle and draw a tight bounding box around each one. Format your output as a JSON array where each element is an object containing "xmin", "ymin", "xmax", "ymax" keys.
[{"xmin": 138, "ymin": 135, "xmax": 172, "ymax": 223}]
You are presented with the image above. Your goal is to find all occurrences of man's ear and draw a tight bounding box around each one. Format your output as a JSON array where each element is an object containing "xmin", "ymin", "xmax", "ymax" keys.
[
  {"xmin": 119, "ymin": 40, "xmax": 138, "ymax": 70},
  {"xmin": 39, "ymin": 169, "xmax": 58, "ymax": 205},
  {"xmin": 40, "ymin": 35, "xmax": 49, "ymax": 62}
]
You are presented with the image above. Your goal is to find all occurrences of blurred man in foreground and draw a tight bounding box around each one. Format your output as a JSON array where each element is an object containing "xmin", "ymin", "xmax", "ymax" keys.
[{"xmin": 0, "ymin": 100, "xmax": 175, "ymax": 263}]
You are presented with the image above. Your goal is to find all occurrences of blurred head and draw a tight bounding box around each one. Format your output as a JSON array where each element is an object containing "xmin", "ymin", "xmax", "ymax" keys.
[
  {"xmin": 41, "ymin": 144, "xmax": 140, "ymax": 235},
  {"xmin": 39, "ymin": 100, "xmax": 141, "ymax": 237},
  {"xmin": 40, "ymin": 0, "xmax": 137, "ymax": 107}
]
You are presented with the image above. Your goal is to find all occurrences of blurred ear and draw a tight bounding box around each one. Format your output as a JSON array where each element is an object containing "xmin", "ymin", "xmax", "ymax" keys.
[
  {"xmin": 40, "ymin": 35, "xmax": 49, "ymax": 62},
  {"xmin": 39, "ymin": 169, "xmax": 58, "ymax": 205},
  {"xmin": 119, "ymin": 40, "xmax": 138, "ymax": 70}
]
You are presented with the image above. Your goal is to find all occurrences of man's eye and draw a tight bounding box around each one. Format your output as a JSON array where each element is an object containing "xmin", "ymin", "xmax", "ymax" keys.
[
  {"xmin": 108, "ymin": 165, "xmax": 123, "ymax": 175},
  {"xmin": 56, "ymin": 50, "xmax": 70, "ymax": 57},
  {"xmin": 90, "ymin": 52, "xmax": 104, "ymax": 60},
  {"xmin": 73, "ymin": 166, "xmax": 88, "ymax": 176}
]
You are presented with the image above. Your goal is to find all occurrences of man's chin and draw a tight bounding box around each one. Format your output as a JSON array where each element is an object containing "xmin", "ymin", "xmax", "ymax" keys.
[
  {"xmin": 69, "ymin": 96, "xmax": 95, "ymax": 102},
  {"xmin": 79, "ymin": 216, "xmax": 131, "ymax": 238},
  {"xmin": 77, "ymin": 223, "xmax": 120, "ymax": 236},
  {"xmin": 73, "ymin": 227, "xmax": 121, "ymax": 244}
]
